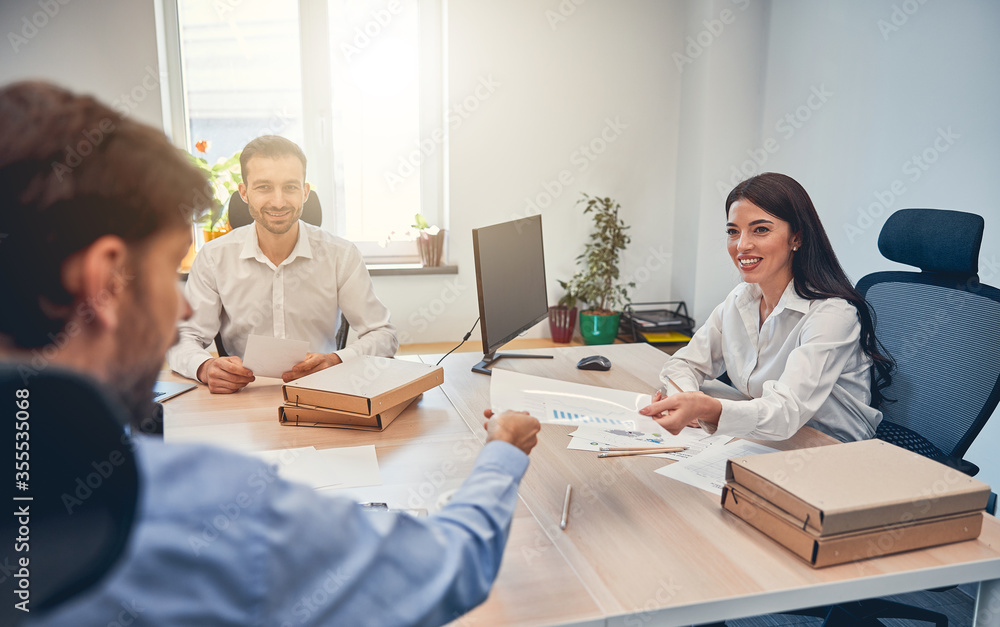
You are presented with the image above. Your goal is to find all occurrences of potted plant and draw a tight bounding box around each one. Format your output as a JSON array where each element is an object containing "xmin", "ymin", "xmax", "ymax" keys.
[
  {"xmin": 412, "ymin": 213, "xmax": 447, "ymax": 267},
  {"xmin": 560, "ymin": 194, "xmax": 634, "ymax": 345},
  {"xmin": 382, "ymin": 214, "xmax": 447, "ymax": 267},
  {"xmin": 187, "ymin": 140, "xmax": 242, "ymax": 241},
  {"xmin": 549, "ymin": 285, "xmax": 578, "ymax": 344}
]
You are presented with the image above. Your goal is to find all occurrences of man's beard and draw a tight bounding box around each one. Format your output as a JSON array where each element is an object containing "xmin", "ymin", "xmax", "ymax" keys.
[
  {"xmin": 110, "ymin": 290, "xmax": 166, "ymax": 433},
  {"xmin": 250, "ymin": 203, "xmax": 301, "ymax": 235}
]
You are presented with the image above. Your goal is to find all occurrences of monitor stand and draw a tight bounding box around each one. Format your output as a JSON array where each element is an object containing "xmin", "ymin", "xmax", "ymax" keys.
[{"xmin": 472, "ymin": 352, "xmax": 553, "ymax": 375}]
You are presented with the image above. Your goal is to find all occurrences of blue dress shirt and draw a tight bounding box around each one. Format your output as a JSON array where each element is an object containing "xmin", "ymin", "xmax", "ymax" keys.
[{"xmin": 27, "ymin": 437, "xmax": 529, "ymax": 626}]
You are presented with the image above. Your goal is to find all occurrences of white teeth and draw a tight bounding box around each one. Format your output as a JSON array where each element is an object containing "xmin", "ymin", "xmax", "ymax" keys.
[{"xmin": 739, "ymin": 258, "xmax": 761, "ymax": 266}]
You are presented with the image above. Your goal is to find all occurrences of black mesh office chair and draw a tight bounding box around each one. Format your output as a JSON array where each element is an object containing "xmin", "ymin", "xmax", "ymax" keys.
[
  {"xmin": 0, "ymin": 365, "xmax": 140, "ymax": 626},
  {"xmin": 215, "ymin": 189, "xmax": 348, "ymax": 356},
  {"xmin": 861, "ymin": 209, "xmax": 1000, "ymax": 481}
]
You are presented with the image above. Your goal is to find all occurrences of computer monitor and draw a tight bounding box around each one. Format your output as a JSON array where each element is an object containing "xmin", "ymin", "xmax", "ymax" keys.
[{"xmin": 471, "ymin": 214, "xmax": 554, "ymax": 375}]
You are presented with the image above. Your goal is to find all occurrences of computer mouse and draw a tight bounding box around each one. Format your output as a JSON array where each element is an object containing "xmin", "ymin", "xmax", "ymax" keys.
[{"xmin": 577, "ymin": 355, "xmax": 612, "ymax": 371}]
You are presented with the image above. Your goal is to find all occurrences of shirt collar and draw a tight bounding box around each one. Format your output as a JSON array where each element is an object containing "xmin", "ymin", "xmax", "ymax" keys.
[
  {"xmin": 736, "ymin": 279, "xmax": 811, "ymax": 317},
  {"xmin": 238, "ymin": 222, "xmax": 313, "ymax": 266}
]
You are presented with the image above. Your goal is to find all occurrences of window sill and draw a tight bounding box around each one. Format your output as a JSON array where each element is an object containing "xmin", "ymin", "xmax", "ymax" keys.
[{"xmin": 367, "ymin": 263, "xmax": 458, "ymax": 277}]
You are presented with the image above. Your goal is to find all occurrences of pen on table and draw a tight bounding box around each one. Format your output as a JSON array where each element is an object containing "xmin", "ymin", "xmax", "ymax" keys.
[
  {"xmin": 559, "ymin": 484, "xmax": 572, "ymax": 531},
  {"xmin": 598, "ymin": 447, "xmax": 688, "ymax": 458}
]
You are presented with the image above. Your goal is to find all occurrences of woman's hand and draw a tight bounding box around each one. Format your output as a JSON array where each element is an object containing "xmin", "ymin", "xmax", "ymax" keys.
[{"xmin": 640, "ymin": 391, "xmax": 722, "ymax": 435}]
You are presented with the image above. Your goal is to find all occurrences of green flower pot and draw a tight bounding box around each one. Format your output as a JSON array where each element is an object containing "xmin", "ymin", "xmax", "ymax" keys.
[{"xmin": 580, "ymin": 311, "xmax": 620, "ymax": 345}]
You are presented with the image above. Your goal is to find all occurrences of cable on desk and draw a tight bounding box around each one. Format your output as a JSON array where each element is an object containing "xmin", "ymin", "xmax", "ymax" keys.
[{"xmin": 435, "ymin": 317, "xmax": 480, "ymax": 366}]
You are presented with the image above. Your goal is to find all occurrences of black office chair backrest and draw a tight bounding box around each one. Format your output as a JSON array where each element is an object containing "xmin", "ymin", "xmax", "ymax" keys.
[
  {"xmin": 226, "ymin": 189, "xmax": 323, "ymax": 229},
  {"xmin": 0, "ymin": 365, "xmax": 139, "ymax": 626},
  {"xmin": 857, "ymin": 209, "xmax": 1000, "ymax": 464}
]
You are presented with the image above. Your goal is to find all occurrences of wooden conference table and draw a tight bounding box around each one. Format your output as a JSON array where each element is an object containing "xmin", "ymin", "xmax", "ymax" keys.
[{"xmin": 162, "ymin": 343, "xmax": 1000, "ymax": 626}]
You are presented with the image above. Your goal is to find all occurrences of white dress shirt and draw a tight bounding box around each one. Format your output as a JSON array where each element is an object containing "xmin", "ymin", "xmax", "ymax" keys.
[
  {"xmin": 167, "ymin": 222, "xmax": 398, "ymax": 380},
  {"xmin": 661, "ymin": 280, "xmax": 882, "ymax": 442}
]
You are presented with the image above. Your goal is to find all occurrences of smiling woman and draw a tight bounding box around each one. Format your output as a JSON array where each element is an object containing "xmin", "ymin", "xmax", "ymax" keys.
[{"xmin": 640, "ymin": 172, "xmax": 894, "ymax": 443}]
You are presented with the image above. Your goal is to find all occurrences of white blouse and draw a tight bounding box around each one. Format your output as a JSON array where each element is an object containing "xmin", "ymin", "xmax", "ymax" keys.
[{"xmin": 660, "ymin": 280, "xmax": 882, "ymax": 442}]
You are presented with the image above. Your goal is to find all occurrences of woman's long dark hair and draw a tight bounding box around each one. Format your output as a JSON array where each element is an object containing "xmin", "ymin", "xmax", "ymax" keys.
[{"xmin": 725, "ymin": 172, "xmax": 894, "ymax": 406}]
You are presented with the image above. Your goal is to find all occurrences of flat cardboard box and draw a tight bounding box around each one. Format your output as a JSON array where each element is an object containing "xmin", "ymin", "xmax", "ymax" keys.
[
  {"xmin": 725, "ymin": 439, "xmax": 990, "ymax": 536},
  {"xmin": 722, "ymin": 482, "xmax": 984, "ymax": 567},
  {"xmin": 279, "ymin": 396, "xmax": 419, "ymax": 432},
  {"xmin": 282, "ymin": 356, "xmax": 443, "ymax": 416}
]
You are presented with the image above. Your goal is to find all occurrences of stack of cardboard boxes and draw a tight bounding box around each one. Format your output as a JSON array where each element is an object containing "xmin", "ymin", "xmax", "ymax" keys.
[
  {"xmin": 279, "ymin": 356, "xmax": 444, "ymax": 431},
  {"xmin": 721, "ymin": 439, "xmax": 990, "ymax": 567}
]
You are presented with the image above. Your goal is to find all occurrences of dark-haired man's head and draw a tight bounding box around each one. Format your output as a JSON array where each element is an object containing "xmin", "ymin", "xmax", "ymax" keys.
[
  {"xmin": 0, "ymin": 81, "xmax": 213, "ymax": 419},
  {"xmin": 238, "ymin": 135, "xmax": 310, "ymax": 236}
]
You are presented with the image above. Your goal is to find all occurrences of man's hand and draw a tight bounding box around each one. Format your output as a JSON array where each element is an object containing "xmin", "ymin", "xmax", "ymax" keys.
[
  {"xmin": 482, "ymin": 409, "xmax": 541, "ymax": 455},
  {"xmin": 639, "ymin": 391, "xmax": 722, "ymax": 435},
  {"xmin": 282, "ymin": 352, "xmax": 343, "ymax": 383},
  {"xmin": 197, "ymin": 357, "xmax": 255, "ymax": 394}
]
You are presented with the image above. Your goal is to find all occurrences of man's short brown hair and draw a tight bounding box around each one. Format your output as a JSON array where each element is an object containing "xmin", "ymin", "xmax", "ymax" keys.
[
  {"xmin": 239, "ymin": 135, "xmax": 307, "ymax": 183},
  {"xmin": 0, "ymin": 81, "xmax": 213, "ymax": 348}
]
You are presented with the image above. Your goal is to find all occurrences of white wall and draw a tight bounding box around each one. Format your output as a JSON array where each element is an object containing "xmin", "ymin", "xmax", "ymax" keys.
[
  {"xmin": 700, "ymin": 0, "xmax": 1000, "ymax": 495},
  {"xmin": 0, "ymin": 0, "xmax": 164, "ymax": 129},
  {"xmin": 373, "ymin": 0, "xmax": 685, "ymax": 346}
]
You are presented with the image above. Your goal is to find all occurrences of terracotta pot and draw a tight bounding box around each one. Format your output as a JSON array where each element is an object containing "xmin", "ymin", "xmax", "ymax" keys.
[
  {"xmin": 416, "ymin": 229, "xmax": 447, "ymax": 267},
  {"xmin": 548, "ymin": 306, "xmax": 577, "ymax": 343}
]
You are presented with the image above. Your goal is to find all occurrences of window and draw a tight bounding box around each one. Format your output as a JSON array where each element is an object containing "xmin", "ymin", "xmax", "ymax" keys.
[{"xmin": 160, "ymin": 0, "xmax": 445, "ymax": 262}]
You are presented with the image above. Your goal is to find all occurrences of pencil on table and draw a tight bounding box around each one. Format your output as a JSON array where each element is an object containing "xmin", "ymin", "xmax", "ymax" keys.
[
  {"xmin": 665, "ymin": 377, "xmax": 685, "ymax": 395},
  {"xmin": 559, "ymin": 484, "xmax": 572, "ymax": 530},
  {"xmin": 598, "ymin": 447, "xmax": 687, "ymax": 458},
  {"xmin": 599, "ymin": 446, "xmax": 688, "ymax": 452}
]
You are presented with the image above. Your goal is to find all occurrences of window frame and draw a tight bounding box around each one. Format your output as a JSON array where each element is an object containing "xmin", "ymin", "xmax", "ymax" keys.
[{"xmin": 157, "ymin": 0, "xmax": 447, "ymax": 264}]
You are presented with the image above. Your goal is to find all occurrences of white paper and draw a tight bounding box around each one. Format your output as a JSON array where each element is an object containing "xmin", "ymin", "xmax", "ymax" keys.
[
  {"xmin": 654, "ymin": 439, "xmax": 779, "ymax": 495},
  {"xmin": 242, "ymin": 334, "xmax": 310, "ymax": 378},
  {"xmin": 251, "ymin": 444, "xmax": 381, "ymax": 491},
  {"xmin": 490, "ymin": 369, "xmax": 649, "ymax": 428},
  {"xmin": 568, "ymin": 425, "xmax": 728, "ymax": 462}
]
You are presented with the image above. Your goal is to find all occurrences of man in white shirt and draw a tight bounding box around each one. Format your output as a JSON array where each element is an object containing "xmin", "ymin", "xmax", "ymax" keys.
[{"xmin": 167, "ymin": 136, "xmax": 398, "ymax": 393}]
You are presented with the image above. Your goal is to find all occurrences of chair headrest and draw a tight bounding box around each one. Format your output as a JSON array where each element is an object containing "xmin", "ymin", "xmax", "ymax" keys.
[
  {"xmin": 0, "ymin": 365, "xmax": 139, "ymax": 620},
  {"xmin": 878, "ymin": 208, "xmax": 984, "ymax": 275}
]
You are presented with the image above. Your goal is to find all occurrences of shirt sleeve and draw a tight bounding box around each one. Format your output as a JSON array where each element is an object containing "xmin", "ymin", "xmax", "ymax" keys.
[
  {"xmin": 332, "ymin": 245, "xmax": 399, "ymax": 362},
  {"xmin": 166, "ymin": 249, "xmax": 222, "ymax": 381},
  {"xmin": 715, "ymin": 300, "xmax": 863, "ymax": 441},
  {"xmin": 259, "ymin": 440, "xmax": 529, "ymax": 626},
  {"xmin": 660, "ymin": 301, "xmax": 727, "ymax": 396}
]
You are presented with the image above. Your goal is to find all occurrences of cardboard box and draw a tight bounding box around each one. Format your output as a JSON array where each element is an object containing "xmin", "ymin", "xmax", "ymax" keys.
[
  {"xmin": 283, "ymin": 356, "xmax": 443, "ymax": 416},
  {"xmin": 722, "ymin": 482, "xmax": 984, "ymax": 567},
  {"xmin": 725, "ymin": 439, "xmax": 990, "ymax": 536},
  {"xmin": 279, "ymin": 396, "xmax": 419, "ymax": 432}
]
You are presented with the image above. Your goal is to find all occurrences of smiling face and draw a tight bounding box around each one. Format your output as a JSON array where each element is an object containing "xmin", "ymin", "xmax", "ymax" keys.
[
  {"xmin": 726, "ymin": 199, "xmax": 801, "ymax": 294},
  {"xmin": 239, "ymin": 154, "xmax": 310, "ymax": 236}
]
